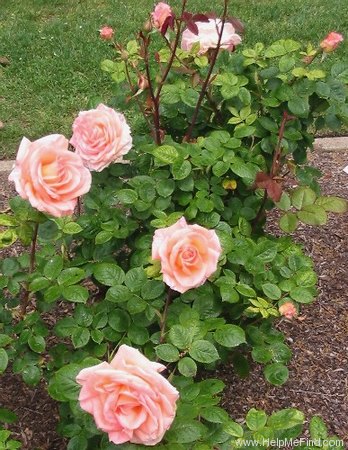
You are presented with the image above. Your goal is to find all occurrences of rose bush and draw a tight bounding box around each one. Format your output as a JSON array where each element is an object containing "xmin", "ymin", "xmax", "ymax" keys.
[{"xmin": 0, "ymin": 0, "xmax": 347, "ymax": 449}]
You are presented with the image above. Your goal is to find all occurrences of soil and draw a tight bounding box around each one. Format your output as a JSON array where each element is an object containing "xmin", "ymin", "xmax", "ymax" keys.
[{"xmin": 0, "ymin": 149, "xmax": 347, "ymax": 449}]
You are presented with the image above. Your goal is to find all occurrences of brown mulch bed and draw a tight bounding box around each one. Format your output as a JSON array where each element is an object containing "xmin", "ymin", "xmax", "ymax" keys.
[{"xmin": 0, "ymin": 149, "xmax": 347, "ymax": 449}]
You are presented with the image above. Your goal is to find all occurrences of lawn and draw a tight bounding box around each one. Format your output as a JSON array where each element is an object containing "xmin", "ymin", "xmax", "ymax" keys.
[{"xmin": 0, "ymin": 0, "xmax": 347, "ymax": 158}]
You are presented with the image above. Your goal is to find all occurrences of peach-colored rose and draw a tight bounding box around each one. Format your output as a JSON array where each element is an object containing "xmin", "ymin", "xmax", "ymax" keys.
[
  {"xmin": 152, "ymin": 217, "xmax": 222, "ymax": 293},
  {"xmin": 100, "ymin": 26, "xmax": 114, "ymax": 40},
  {"xmin": 70, "ymin": 104, "xmax": 132, "ymax": 172},
  {"xmin": 8, "ymin": 135, "xmax": 91, "ymax": 217},
  {"xmin": 151, "ymin": 2, "xmax": 173, "ymax": 33},
  {"xmin": 320, "ymin": 32, "xmax": 343, "ymax": 52},
  {"xmin": 279, "ymin": 302, "xmax": 297, "ymax": 320},
  {"xmin": 181, "ymin": 18, "xmax": 242, "ymax": 55},
  {"xmin": 76, "ymin": 345, "xmax": 179, "ymax": 446}
]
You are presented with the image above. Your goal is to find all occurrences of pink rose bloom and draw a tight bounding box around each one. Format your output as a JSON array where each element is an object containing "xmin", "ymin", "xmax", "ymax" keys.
[
  {"xmin": 320, "ymin": 32, "xmax": 344, "ymax": 52},
  {"xmin": 100, "ymin": 26, "xmax": 114, "ymax": 41},
  {"xmin": 8, "ymin": 134, "xmax": 91, "ymax": 217},
  {"xmin": 152, "ymin": 217, "xmax": 222, "ymax": 293},
  {"xmin": 151, "ymin": 2, "xmax": 173, "ymax": 32},
  {"xmin": 181, "ymin": 18, "xmax": 242, "ymax": 55},
  {"xmin": 70, "ymin": 104, "xmax": 132, "ymax": 172},
  {"xmin": 76, "ymin": 345, "xmax": 179, "ymax": 446},
  {"xmin": 279, "ymin": 302, "xmax": 297, "ymax": 320}
]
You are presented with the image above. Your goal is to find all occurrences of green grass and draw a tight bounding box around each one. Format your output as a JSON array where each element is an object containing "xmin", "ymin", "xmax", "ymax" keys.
[{"xmin": 0, "ymin": 0, "xmax": 347, "ymax": 158}]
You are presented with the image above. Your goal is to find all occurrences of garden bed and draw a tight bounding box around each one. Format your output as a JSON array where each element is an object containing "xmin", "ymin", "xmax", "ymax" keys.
[{"xmin": 0, "ymin": 147, "xmax": 347, "ymax": 449}]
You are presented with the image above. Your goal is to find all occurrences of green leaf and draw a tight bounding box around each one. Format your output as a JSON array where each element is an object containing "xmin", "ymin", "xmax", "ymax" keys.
[
  {"xmin": 62, "ymin": 222, "xmax": 83, "ymax": 235},
  {"xmin": 125, "ymin": 267, "xmax": 147, "ymax": 292},
  {"xmin": 290, "ymin": 286, "xmax": 314, "ymax": 303},
  {"xmin": 29, "ymin": 276, "xmax": 50, "ymax": 292},
  {"xmin": 189, "ymin": 340, "xmax": 219, "ymax": 364},
  {"xmin": 44, "ymin": 256, "xmax": 63, "ymax": 280},
  {"xmin": 172, "ymin": 160, "xmax": 192, "ymax": 180},
  {"xmin": 141, "ymin": 280, "xmax": 165, "ymax": 300},
  {"xmin": 224, "ymin": 420, "xmax": 244, "ymax": 438},
  {"xmin": 156, "ymin": 179, "xmax": 175, "ymax": 197},
  {"xmin": 57, "ymin": 268, "xmax": 85, "ymax": 286},
  {"xmin": 234, "ymin": 125, "xmax": 256, "ymax": 139},
  {"xmin": 270, "ymin": 342, "xmax": 292, "ymax": 363},
  {"xmin": 275, "ymin": 192, "xmax": 291, "ymax": 211},
  {"xmin": 291, "ymin": 187, "xmax": 317, "ymax": 209},
  {"xmin": 213, "ymin": 161, "xmax": 230, "ymax": 177},
  {"xmin": 22, "ymin": 365, "xmax": 41, "ymax": 386},
  {"xmin": 252, "ymin": 346, "xmax": 273, "ymax": 364},
  {"xmin": 268, "ymin": 408, "xmax": 305, "ymax": 430},
  {"xmin": 116, "ymin": 189, "xmax": 138, "ymax": 205},
  {"xmin": 288, "ymin": 97, "xmax": 309, "ymax": 118},
  {"xmin": 71, "ymin": 327, "xmax": 90, "ymax": 348},
  {"xmin": 167, "ymin": 420, "xmax": 206, "ymax": 444},
  {"xmin": 279, "ymin": 212, "xmax": 299, "ymax": 233},
  {"xmin": 155, "ymin": 344, "xmax": 180, "ymax": 362},
  {"xmin": 95, "ymin": 231, "xmax": 113, "ymax": 245},
  {"xmin": 315, "ymin": 196, "xmax": 347, "ymax": 213},
  {"xmin": 246, "ymin": 408, "xmax": 268, "ymax": 431},
  {"xmin": 62, "ymin": 285, "xmax": 89, "ymax": 303},
  {"xmin": 152, "ymin": 145, "xmax": 179, "ymax": 164},
  {"xmin": 0, "ymin": 348, "xmax": 8, "ymax": 373},
  {"xmin": 67, "ymin": 435, "xmax": 88, "ymax": 450},
  {"xmin": 236, "ymin": 284, "xmax": 256, "ymax": 297},
  {"xmin": 127, "ymin": 324, "xmax": 149, "ymax": 345},
  {"xmin": 201, "ymin": 406, "xmax": 229, "ymax": 423},
  {"xmin": 94, "ymin": 263, "xmax": 125, "ymax": 286},
  {"xmin": 106, "ymin": 285, "xmax": 132, "ymax": 303},
  {"xmin": 214, "ymin": 325, "xmax": 246, "ymax": 348},
  {"xmin": 264, "ymin": 363, "xmax": 289, "ymax": 386},
  {"xmin": 309, "ymin": 416, "xmax": 328, "ymax": 441},
  {"xmin": 178, "ymin": 357, "xmax": 197, "ymax": 377},
  {"xmin": 262, "ymin": 283, "xmax": 281, "ymax": 300},
  {"xmin": 48, "ymin": 363, "xmax": 82, "ymax": 401},
  {"xmin": 297, "ymin": 205, "xmax": 327, "ymax": 226},
  {"xmin": 28, "ymin": 335, "xmax": 46, "ymax": 353},
  {"xmin": 0, "ymin": 334, "xmax": 12, "ymax": 347},
  {"xmin": 169, "ymin": 325, "xmax": 192, "ymax": 349},
  {"xmin": 109, "ymin": 309, "xmax": 131, "ymax": 332},
  {"xmin": 0, "ymin": 408, "xmax": 18, "ymax": 424},
  {"xmin": 44, "ymin": 285, "xmax": 62, "ymax": 303}
]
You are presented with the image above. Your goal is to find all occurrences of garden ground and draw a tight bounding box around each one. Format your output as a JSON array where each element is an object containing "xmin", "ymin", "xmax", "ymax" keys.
[
  {"xmin": 0, "ymin": 145, "xmax": 347, "ymax": 449},
  {"xmin": 0, "ymin": 0, "xmax": 348, "ymax": 158}
]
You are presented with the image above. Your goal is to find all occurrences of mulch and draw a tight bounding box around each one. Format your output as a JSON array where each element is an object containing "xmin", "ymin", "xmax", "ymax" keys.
[{"xmin": 0, "ymin": 148, "xmax": 347, "ymax": 449}]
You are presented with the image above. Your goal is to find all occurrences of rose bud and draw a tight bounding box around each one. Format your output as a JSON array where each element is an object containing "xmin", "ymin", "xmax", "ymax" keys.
[
  {"xmin": 320, "ymin": 32, "xmax": 344, "ymax": 53},
  {"xmin": 138, "ymin": 74, "xmax": 149, "ymax": 90},
  {"xmin": 99, "ymin": 26, "xmax": 114, "ymax": 41},
  {"xmin": 279, "ymin": 302, "xmax": 298, "ymax": 320},
  {"xmin": 151, "ymin": 2, "xmax": 174, "ymax": 34}
]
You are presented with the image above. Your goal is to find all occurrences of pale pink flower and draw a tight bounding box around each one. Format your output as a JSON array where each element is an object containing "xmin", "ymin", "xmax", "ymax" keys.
[
  {"xmin": 70, "ymin": 104, "xmax": 132, "ymax": 172},
  {"xmin": 152, "ymin": 217, "xmax": 222, "ymax": 293},
  {"xmin": 8, "ymin": 135, "xmax": 91, "ymax": 217},
  {"xmin": 76, "ymin": 345, "xmax": 179, "ymax": 446},
  {"xmin": 181, "ymin": 18, "xmax": 242, "ymax": 55},
  {"xmin": 320, "ymin": 32, "xmax": 344, "ymax": 52},
  {"xmin": 151, "ymin": 2, "xmax": 173, "ymax": 33},
  {"xmin": 279, "ymin": 302, "xmax": 297, "ymax": 320},
  {"xmin": 99, "ymin": 26, "xmax": 114, "ymax": 41}
]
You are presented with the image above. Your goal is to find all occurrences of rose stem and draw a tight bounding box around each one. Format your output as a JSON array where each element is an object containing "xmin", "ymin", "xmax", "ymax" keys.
[
  {"xmin": 183, "ymin": 0, "xmax": 229, "ymax": 142},
  {"xmin": 160, "ymin": 288, "xmax": 175, "ymax": 343},
  {"xmin": 21, "ymin": 223, "xmax": 39, "ymax": 317}
]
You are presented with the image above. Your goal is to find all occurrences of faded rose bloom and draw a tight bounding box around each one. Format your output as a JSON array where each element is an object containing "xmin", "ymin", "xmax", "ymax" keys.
[
  {"xmin": 152, "ymin": 217, "xmax": 222, "ymax": 293},
  {"xmin": 279, "ymin": 302, "xmax": 297, "ymax": 320},
  {"xmin": 100, "ymin": 26, "xmax": 114, "ymax": 40},
  {"xmin": 8, "ymin": 135, "xmax": 91, "ymax": 217},
  {"xmin": 70, "ymin": 104, "xmax": 132, "ymax": 172},
  {"xmin": 320, "ymin": 32, "xmax": 344, "ymax": 52},
  {"xmin": 181, "ymin": 18, "xmax": 242, "ymax": 55},
  {"xmin": 151, "ymin": 2, "xmax": 174, "ymax": 33},
  {"xmin": 76, "ymin": 345, "xmax": 179, "ymax": 446},
  {"xmin": 138, "ymin": 74, "xmax": 149, "ymax": 90}
]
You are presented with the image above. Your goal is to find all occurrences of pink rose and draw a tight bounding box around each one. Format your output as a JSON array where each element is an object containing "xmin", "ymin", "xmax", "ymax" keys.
[
  {"xmin": 152, "ymin": 217, "xmax": 222, "ymax": 293},
  {"xmin": 320, "ymin": 32, "xmax": 344, "ymax": 52},
  {"xmin": 151, "ymin": 2, "xmax": 174, "ymax": 33},
  {"xmin": 279, "ymin": 302, "xmax": 297, "ymax": 320},
  {"xmin": 76, "ymin": 345, "xmax": 179, "ymax": 446},
  {"xmin": 100, "ymin": 26, "xmax": 114, "ymax": 41},
  {"xmin": 181, "ymin": 18, "xmax": 242, "ymax": 55},
  {"xmin": 70, "ymin": 104, "xmax": 132, "ymax": 172},
  {"xmin": 8, "ymin": 135, "xmax": 91, "ymax": 217}
]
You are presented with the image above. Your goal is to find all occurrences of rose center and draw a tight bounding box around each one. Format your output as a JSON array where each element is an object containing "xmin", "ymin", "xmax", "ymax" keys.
[{"xmin": 181, "ymin": 246, "xmax": 197, "ymax": 262}]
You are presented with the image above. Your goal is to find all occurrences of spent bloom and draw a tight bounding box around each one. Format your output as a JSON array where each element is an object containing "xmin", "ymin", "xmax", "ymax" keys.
[
  {"xmin": 70, "ymin": 103, "xmax": 132, "ymax": 172},
  {"xmin": 152, "ymin": 217, "xmax": 222, "ymax": 293},
  {"xmin": 279, "ymin": 302, "xmax": 297, "ymax": 320},
  {"xmin": 151, "ymin": 2, "xmax": 174, "ymax": 34},
  {"xmin": 181, "ymin": 18, "xmax": 242, "ymax": 55},
  {"xmin": 99, "ymin": 26, "xmax": 114, "ymax": 40},
  {"xmin": 76, "ymin": 345, "xmax": 179, "ymax": 446},
  {"xmin": 320, "ymin": 32, "xmax": 344, "ymax": 53},
  {"xmin": 9, "ymin": 134, "xmax": 91, "ymax": 217}
]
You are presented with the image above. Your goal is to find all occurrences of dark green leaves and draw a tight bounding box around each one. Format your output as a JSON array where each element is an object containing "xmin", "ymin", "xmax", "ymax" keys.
[
  {"xmin": 93, "ymin": 263, "xmax": 125, "ymax": 286},
  {"xmin": 189, "ymin": 340, "xmax": 219, "ymax": 364},
  {"xmin": 264, "ymin": 363, "xmax": 289, "ymax": 385}
]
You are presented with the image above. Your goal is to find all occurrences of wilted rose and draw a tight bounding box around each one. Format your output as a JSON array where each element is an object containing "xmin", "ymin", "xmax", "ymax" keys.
[
  {"xmin": 76, "ymin": 345, "xmax": 179, "ymax": 446},
  {"xmin": 151, "ymin": 2, "xmax": 174, "ymax": 33},
  {"xmin": 100, "ymin": 26, "xmax": 114, "ymax": 40},
  {"xmin": 9, "ymin": 134, "xmax": 91, "ymax": 217},
  {"xmin": 181, "ymin": 18, "xmax": 242, "ymax": 54},
  {"xmin": 279, "ymin": 302, "xmax": 297, "ymax": 319},
  {"xmin": 152, "ymin": 217, "xmax": 222, "ymax": 293},
  {"xmin": 320, "ymin": 32, "xmax": 343, "ymax": 52},
  {"xmin": 70, "ymin": 103, "xmax": 132, "ymax": 172}
]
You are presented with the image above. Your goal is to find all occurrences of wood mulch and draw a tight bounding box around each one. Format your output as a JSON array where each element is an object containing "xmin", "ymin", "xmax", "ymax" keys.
[{"xmin": 0, "ymin": 148, "xmax": 347, "ymax": 449}]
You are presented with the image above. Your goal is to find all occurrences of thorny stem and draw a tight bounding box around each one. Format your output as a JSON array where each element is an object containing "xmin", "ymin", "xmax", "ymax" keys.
[
  {"xmin": 76, "ymin": 197, "xmax": 81, "ymax": 216},
  {"xmin": 20, "ymin": 223, "xmax": 39, "ymax": 317},
  {"xmin": 184, "ymin": 0, "xmax": 229, "ymax": 141},
  {"xmin": 160, "ymin": 288, "xmax": 175, "ymax": 344}
]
